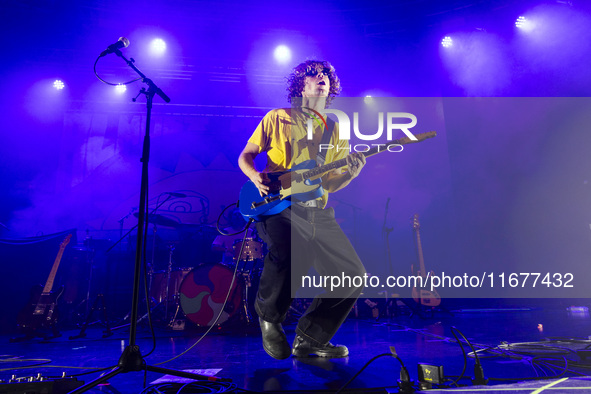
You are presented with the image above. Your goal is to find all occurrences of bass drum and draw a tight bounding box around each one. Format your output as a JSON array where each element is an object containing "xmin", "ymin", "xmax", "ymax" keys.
[{"xmin": 179, "ymin": 264, "xmax": 242, "ymax": 327}]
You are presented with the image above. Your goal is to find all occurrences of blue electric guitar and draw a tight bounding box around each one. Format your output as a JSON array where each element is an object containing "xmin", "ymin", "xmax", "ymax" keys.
[{"xmin": 239, "ymin": 131, "xmax": 436, "ymax": 221}]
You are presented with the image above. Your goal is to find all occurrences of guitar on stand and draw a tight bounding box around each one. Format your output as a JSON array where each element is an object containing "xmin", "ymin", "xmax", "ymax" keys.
[
  {"xmin": 14, "ymin": 234, "xmax": 72, "ymax": 340},
  {"xmin": 411, "ymin": 215, "xmax": 442, "ymax": 312}
]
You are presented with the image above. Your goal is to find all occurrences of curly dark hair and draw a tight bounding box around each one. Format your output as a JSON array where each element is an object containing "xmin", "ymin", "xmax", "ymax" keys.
[{"xmin": 286, "ymin": 60, "xmax": 341, "ymax": 106}]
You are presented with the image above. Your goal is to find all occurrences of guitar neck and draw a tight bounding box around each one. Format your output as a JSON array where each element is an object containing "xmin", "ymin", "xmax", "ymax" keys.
[
  {"xmin": 301, "ymin": 131, "xmax": 436, "ymax": 181},
  {"xmin": 302, "ymin": 157, "xmax": 349, "ymax": 180},
  {"xmin": 42, "ymin": 235, "xmax": 71, "ymax": 294},
  {"xmin": 415, "ymin": 227, "xmax": 427, "ymax": 277}
]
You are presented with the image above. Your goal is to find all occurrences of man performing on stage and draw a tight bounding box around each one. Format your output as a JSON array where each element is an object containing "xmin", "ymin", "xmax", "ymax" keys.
[{"xmin": 238, "ymin": 60, "xmax": 366, "ymax": 359}]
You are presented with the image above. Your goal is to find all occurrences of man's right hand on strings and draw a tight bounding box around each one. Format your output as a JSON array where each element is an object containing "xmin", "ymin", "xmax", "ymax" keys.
[
  {"xmin": 238, "ymin": 141, "xmax": 270, "ymax": 197},
  {"xmin": 250, "ymin": 172, "xmax": 270, "ymax": 196}
]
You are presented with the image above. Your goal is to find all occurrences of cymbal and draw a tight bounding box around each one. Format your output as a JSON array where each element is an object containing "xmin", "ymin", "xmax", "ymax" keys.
[{"xmin": 134, "ymin": 212, "xmax": 180, "ymax": 228}]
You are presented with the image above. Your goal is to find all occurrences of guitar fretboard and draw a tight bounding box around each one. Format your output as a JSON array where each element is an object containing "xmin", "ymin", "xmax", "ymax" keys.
[
  {"xmin": 300, "ymin": 131, "xmax": 436, "ymax": 181},
  {"xmin": 42, "ymin": 234, "xmax": 71, "ymax": 294},
  {"xmin": 415, "ymin": 223, "xmax": 426, "ymax": 277}
]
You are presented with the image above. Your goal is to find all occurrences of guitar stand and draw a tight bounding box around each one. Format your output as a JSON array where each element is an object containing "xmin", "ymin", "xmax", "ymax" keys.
[{"xmin": 69, "ymin": 294, "xmax": 112, "ymax": 339}]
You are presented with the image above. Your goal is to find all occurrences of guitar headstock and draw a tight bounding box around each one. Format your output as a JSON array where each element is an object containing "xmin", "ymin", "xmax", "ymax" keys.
[
  {"xmin": 61, "ymin": 234, "xmax": 72, "ymax": 248},
  {"xmin": 394, "ymin": 131, "xmax": 437, "ymax": 146},
  {"xmin": 412, "ymin": 214, "xmax": 420, "ymax": 230}
]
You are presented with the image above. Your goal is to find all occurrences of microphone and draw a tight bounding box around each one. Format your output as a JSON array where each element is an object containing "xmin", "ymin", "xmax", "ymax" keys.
[
  {"xmin": 165, "ymin": 192, "xmax": 187, "ymax": 198},
  {"xmin": 100, "ymin": 37, "xmax": 130, "ymax": 57}
]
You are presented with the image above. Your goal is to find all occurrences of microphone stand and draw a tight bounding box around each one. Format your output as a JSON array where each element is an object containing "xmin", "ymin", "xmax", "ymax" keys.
[{"xmin": 71, "ymin": 49, "xmax": 230, "ymax": 394}]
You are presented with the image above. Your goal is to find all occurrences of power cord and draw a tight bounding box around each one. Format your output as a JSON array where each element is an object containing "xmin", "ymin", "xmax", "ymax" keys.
[
  {"xmin": 363, "ymin": 321, "xmax": 591, "ymax": 388},
  {"xmin": 450, "ymin": 326, "xmax": 488, "ymax": 385},
  {"xmin": 153, "ymin": 209, "xmax": 254, "ymax": 367},
  {"xmin": 449, "ymin": 328, "xmax": 468, "ymax": 386},
  {"xmin": 215, "ymin": 202, "xmax": 254, "ymax": 237},
  {"xmin": 93, "ymin": 55, "xmax": 141, "ymax": 87},
  {"xmin": 335, "ymin": 346, "xmax": 414, "ymax": 393},
  {"xmin": 0, "ymin": 353, "xmax": 115, "ymax": 377},
  {"xmin": 141, "ymin": 188, "xmax": 158, "ymax": 359},
  {"xmin": 488, "ymin": 355, "xmax": 569, "ymax": 382}
]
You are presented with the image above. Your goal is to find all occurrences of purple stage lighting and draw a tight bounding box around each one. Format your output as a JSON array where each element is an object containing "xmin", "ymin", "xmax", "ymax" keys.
[
  {"xmin": 115, "ymin": 84, "xmax": 127, "ymax": 94},
  {"xmin": 515, "ymin": 15, "xmax": 535, "ymax": 32},
  {"xmin": 273, "ymin": 45, "xmax": 292, "ymax": 64},
  {"xmin": 53, "ymin": 79, "xmax": 65, "ymax": 90},
  {"xmin": 150, "ymin": 38, "xmax": 166, "ymax": 56},
  {"xmin": 441, "ymin": 36, "xmax": 453, "ymax": 48}
]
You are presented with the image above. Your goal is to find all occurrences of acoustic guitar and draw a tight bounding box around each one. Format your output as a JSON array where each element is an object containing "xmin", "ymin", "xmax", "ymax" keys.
[
  {"xmin": 239, "ymin": 131, "xmax": 436, "ymax": 221},
  {"xmin": 411, "ymin": 214, "xmax": 441, "ymax": 307},
  {"xmin": 17, "ymin": 234, "xmax": 72, "ymax": 331}
]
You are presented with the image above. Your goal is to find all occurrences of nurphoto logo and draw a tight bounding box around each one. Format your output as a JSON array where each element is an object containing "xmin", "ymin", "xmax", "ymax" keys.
[{"xmin": 304, "ymin": 107, "xmax": 419, "ymax": 153}]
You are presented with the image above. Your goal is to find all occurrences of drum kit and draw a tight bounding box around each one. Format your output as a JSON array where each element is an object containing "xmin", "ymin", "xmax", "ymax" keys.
[{"xmin": 144, "ymin": 215, "xmax": 266, "ymax": 329}]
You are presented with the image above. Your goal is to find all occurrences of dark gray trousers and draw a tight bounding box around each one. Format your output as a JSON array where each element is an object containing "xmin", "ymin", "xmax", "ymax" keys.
[{"xmin": 255, "ymin": 204, "xmax": 365, "ymax": 347}]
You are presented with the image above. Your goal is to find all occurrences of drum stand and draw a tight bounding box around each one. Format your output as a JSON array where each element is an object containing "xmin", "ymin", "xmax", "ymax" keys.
[
  {"xmin": 132, "ymin": 244, "xmax": 180, "ymax": 328},
  {"xmin": 235, "ymin": 255, "xmax": 263, "ymax": 326},
  {"xmin": 163, "ymin": 244, "xmax": 175, "ymax": 320},
  {"xmin": 167, "ymin": 300, "xmax": 185, "ymax": 330},
  {"xmin": 162, "ymin": 244, "xmax": 187, "ymax": 329},
  {"xmin": 240, "ymin": 270, "xmax": 253, "ymax": 324}
]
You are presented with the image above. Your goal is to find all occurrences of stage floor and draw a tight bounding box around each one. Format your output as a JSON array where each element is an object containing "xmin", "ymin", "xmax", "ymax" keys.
[{"xmin": 2, "ymin": 301, "xmax": 591, "ymax": 393}]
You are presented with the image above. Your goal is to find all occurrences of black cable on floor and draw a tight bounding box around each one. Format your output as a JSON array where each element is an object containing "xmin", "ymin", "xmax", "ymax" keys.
[
  {"xmin": 335, "ymin": 353, "xmax": 394, "ymax": 394},
  {"xmin": 335, "ymin": 348, "xmax": 413, "ymax": 394},
  {"xmin": 449, "ymin": 328, "xmax": 468, "ymax": 386}
]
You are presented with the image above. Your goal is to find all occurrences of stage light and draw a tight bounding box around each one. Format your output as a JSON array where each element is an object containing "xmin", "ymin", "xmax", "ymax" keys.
[
  {"xmin": 515, "ymin": 15, "xmax": 535, "ymax": 32},
  {"xmin": 53, "ymin": 80, "xmax": 65, "ymax": 90},
  {"xmin": 364, "ymin": 95, "xmax": 374, "ymax": 104},
  {"xmin": 150, "ymin": 38, "xmax": 166, "ymax": 56},
  {"xmin": 274, "ymin": 45, "xmax": 292, "ymax": 64},
  {"xmin": 441, "ymin": 36, "xmax": 453, "ymax": 48},
  {"xmin": 115, "ymin": 84, "xmax": 127, "ymax": 94}
]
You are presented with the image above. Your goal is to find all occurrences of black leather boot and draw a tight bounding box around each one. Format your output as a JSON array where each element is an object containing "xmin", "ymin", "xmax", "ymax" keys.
[
  {"xmin": 292, "ymin": 335, "xmax": 349, "ymax": 358},
  {"xmin": 259, "ymin": 317, "xmax": 291, "ymax": 360}
]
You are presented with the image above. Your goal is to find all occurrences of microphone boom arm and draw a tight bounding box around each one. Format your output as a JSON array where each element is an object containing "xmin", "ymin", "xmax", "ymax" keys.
[{"xmin": 114, "ymin": 53, "xmax": 171, "ymax": 103}]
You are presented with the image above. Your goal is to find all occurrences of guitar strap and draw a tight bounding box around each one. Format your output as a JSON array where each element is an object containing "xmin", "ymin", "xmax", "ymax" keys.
[
  {"xmin": 293, "ymin": 116, "xmax": 335, "ymax": 208},
  {"xmin": 315, "ymin": 117, "xmax": 336, "ymax": 166}
]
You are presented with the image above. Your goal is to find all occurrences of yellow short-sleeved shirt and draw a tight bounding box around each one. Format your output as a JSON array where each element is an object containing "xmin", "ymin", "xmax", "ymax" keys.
[{"xmin": 248, "ymin": 108, "xmax": 350, "ymax": 209}]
